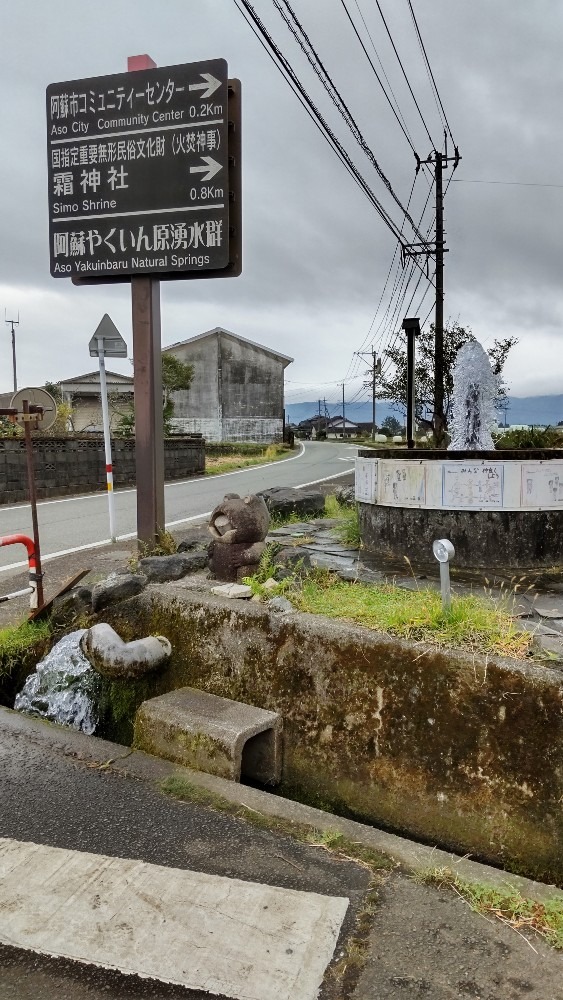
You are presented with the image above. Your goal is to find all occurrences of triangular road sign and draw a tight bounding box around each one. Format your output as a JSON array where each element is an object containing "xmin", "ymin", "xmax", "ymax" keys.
[{"xmin": 89, "ymin": 314, "xmax": 128, "ymax": 358}]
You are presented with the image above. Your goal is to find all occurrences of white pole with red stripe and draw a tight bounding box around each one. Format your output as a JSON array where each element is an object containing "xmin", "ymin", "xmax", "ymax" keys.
[{"xmin": 97, "ymin": 336, "xmax": 117, "ymax": 542}]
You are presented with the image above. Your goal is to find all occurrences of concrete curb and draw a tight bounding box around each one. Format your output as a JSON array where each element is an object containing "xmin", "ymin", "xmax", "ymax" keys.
[{"xmin": 2, "ymin": 705, "xmax": 561, "ymax": 905}]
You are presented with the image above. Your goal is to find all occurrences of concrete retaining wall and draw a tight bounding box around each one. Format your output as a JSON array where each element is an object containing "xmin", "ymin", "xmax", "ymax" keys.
[
  {"xmin": 107, "ymin": 588, "xmax": 563, "ymax": 884},
  {"xmin": 0, "ymin": 436, "xmax": 204, "ymax": 503}
]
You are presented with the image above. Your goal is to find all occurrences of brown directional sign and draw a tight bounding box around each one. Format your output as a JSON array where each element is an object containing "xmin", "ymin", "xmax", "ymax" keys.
[{"xmin": 47, "ymin": 59, "xmax": 239, "ymax": 280}]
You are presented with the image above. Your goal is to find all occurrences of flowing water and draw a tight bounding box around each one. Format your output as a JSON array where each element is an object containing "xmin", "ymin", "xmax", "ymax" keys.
[
  {"xmin": 14, "ymin": 630, "xmax": 100, "ymax": 735},
  {"xmin": 448, "ymin": 341, "xmax": 497, "ymax": 451}
]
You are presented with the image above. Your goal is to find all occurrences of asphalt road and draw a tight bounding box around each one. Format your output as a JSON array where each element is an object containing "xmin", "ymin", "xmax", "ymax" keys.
[
  {"xmin": 0, "ymin": 710, "xmax": 368, "ymax": 1000},
  {"xmin": 0, "ymin": 441, "xmax": 356, "ymax": 572}
]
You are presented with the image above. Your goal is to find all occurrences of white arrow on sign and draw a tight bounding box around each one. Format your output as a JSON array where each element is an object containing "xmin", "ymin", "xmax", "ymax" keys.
[
  {"xmin": 188, "ymin": 72, "xmax": 221, "ymax": 100},
  {"xmin": 189, "ymin": 156, "xmax": 222, "ymax": 183}
]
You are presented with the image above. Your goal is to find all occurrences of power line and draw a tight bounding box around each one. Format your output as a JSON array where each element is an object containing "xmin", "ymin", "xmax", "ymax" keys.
[
  {"xmin": 406, "ymin": 0, "xmax": 455, "ymax": 146},
  {"xmin": 337, "ymin": 0, "xmax": 418, "ymax": 156},
  {"xmin": 234, "ymin": 0, "xmax": 424, "ymax": 249},
  {"xmin": 371, "ymin": 0, "xmax": 436, "ymax": 148},
  {"xmin": 233, "ymin": 0, "xmax": 393, "ymax": 219},
  {"xmin": 452, "ymin": 178, "xmax": 563, "ymax": 189},
  {"xmin": 343, "ymin": 169, "xmax": 421, "ymax": 375},
  {"xmin": 343, "ymin": 161, "xmax": 434, "ymax": 381},
  {"xmin": 351, "ymin": 0, "xmax": 419, "ymax": 148},
  {"xmin": 273, "ymin": 0, "xmax": 427, "ymax": 240}
]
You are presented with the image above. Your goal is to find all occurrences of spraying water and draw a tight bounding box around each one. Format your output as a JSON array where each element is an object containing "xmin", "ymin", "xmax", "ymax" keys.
[
  {"xmin": 448, "ymin": 341, "xmax": 497, "ymax": 451},
  {"xmin": 14, "ymin": 630, "xmax": 100, "ymax": 735}
]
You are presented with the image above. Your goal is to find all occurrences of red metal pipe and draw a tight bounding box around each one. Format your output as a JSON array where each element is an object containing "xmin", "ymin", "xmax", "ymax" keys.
[
  {"xmin": 0, "ymin": 533, "xmax": 36, "ymax": 566},
  {"xmin": 0, "ymin": 534, "xmax": 38, "ymax": 609}
]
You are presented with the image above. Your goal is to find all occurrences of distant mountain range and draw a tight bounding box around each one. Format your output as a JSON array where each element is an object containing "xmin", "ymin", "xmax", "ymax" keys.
[{"xmin": 285, "ymin": 395, "xmax": 563, "ymax": 428}]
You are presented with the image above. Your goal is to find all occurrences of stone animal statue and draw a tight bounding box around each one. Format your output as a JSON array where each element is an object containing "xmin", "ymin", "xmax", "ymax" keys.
[{"xmin": 208, "ymin": 493, "xmax": 270, "ymax": 582}]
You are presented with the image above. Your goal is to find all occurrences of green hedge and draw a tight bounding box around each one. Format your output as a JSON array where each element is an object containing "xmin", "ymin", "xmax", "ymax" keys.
[{"xmin": 205, "ymin": 442, "xmax": 290, "ymax": 457}]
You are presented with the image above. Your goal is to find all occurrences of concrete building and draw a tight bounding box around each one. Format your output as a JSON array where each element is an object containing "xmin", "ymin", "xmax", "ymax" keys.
[
  {"xmin": 163, "ymin": 327, "xmax": 293, "ymax": 443},
  {"xmin": 59, "ymin": 370, "xmax": 134, "ymax": 432}
]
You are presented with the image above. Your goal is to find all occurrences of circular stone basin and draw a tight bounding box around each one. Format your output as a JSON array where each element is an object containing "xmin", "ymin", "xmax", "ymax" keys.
[{"xmin": 355, "ymin": 448, "xmax": 563, "ymax": 572}]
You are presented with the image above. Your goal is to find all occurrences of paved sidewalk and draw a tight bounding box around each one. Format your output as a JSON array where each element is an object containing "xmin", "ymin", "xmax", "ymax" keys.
[{"xmin": 0, "ymin": 709, "xmax": 561, "ymax": 1000}]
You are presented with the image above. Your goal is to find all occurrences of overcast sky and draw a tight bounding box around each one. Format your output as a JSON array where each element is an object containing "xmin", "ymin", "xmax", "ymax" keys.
[{"xmin": 1, "ymin": 0, "xmax": 562, "ymax": 410}]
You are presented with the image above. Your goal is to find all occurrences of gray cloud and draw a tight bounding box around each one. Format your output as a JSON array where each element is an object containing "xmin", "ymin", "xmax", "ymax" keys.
[{"xmin": 0, "ymin": 0, "xmax": 562, "ymax": 401}]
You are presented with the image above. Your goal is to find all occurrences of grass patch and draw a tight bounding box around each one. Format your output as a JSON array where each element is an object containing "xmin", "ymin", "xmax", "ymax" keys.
[
  {"xmin": 205, "ymin": 444, "xmax": 288, "ymax": 476},
  {"xmin": 129, "ymin": 528, "xmax": 178, "ymax": 569},
  {"xmin": 269, "ymin": 509, "xmax": 322, "ymax": 529},
  {"xmin": 160, "ymin": 774, "xmax": 393, "ymax": 873},
  {"xmin": 412, "ymin": 867, "xmax": 563, "ymax": 950},
  {"xmin": 268, "ymin": 494, "xmax": 360, "ymax": 543},
  {"xmin": 324, "ymin": 495, "xmax": 361, "ymax": 545},
  {"xmin": 0, "ymin": 619, "xmax": 52, "ymax": 674},
  {"xmin": 292, "ymin": 573, "xmax": 532, "ymax": 657}
]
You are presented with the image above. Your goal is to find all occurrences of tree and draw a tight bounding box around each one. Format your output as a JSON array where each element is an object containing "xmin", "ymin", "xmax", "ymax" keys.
[
  {"xmin": 376, "ymin": 322, "xmax": 517, "ymax": 435},
  {"xmin": 381, "ymin": 415, "xmax": 402, "ymax": 436},
  {"xmin": 114, "ymin": 353, "xmax": 194, "ymax": 436},
  {"xmin": 161, "ymin": 354, "xmax": 194, "ymax": 434},
  {"xmin": 40, "ymin": 381, "xmax": 74, "ymax": 435}
]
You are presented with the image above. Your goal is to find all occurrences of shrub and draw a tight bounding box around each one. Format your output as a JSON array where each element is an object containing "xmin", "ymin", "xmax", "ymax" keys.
[{"xmin": 494, "ymin": 426, "xmax": 562, "ymax": 449}]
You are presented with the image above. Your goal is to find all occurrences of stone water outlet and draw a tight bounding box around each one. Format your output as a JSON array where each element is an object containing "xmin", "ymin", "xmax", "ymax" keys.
[{"xmin": 135, "ymin": 688, "xmax": 282, "ymax": 785}]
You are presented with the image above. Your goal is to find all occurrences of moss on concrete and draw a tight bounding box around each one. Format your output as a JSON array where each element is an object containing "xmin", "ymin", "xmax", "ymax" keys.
[{"xmin": 102, "ymin": 589, "xmax": 563, "ymax": 883}]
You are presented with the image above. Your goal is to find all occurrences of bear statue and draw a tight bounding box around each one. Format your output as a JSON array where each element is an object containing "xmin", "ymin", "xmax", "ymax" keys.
[{"xmin": 208, "ymin": 493, "xmax": 270, "ymax": 582}]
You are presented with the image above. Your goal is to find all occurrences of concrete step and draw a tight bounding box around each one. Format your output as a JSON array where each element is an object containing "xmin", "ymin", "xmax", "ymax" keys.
[{"xmin": 134, "ymin": 687, "xmax": 282, "ymax": 784}]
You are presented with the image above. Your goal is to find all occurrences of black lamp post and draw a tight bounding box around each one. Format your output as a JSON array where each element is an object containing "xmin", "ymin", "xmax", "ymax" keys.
[{"xmin": 402, "ymin": 317, "xmax": 421, "ymax": 449}]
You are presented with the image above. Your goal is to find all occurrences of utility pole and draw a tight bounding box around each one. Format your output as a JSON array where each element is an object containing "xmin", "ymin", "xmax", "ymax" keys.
[
  {"xmin": 341, "ymin": 383, "xmax": 346, "ymax": 438},
  {"xmin": 358, "ymin": 348, "xmax": 381, "ymax": 440},
  {"xmin": 434, "ymin": 150, "xmax": 445, "ymax": 446},
  {"xmin": 403, "ymin": 142, "xmax": 460, "ymax": 448},
  {"xmin": 5, "ymin": 312, "xmax": 20, "ymax": 393}
]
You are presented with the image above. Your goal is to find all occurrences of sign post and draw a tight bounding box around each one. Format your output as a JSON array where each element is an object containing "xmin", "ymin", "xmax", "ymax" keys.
[
  {"xmin": 89, "ymin": 313, "xmax": 128, "ymax": 543},
  {"xmin": 46, "ymin": 55, "xmax": 241, "ymax": 548}
]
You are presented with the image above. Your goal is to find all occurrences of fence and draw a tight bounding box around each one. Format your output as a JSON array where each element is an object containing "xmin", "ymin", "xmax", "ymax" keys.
[{"xmin": 0, "ymin": 436, "xmax": 205, "ymax": 504}]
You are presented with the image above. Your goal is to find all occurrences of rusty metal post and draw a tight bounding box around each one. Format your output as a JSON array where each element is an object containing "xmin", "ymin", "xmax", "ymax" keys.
[
  {"xmin": 131, "ymin": 277, "xmax": 164, "ymax": 548},
  {"xmin": 22, "ymin": 399, "xmax": 44, "ymax": 609}
]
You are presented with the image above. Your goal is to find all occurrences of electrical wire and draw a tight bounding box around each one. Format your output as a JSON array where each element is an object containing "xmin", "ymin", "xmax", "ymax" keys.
[
  {"xmin": 234, "ymin": 0, "xmax": 422, "ymax": 249},
  {"xmin": 406, "ymin": 0, "xmax": 455, "ymax": 146},
  {"xmin": 343, "ymin": 169, "xmax": 420, "ymax": 375},
  {"xmin": 273, "ymin": 0, "xmax": 427, "ymax": 240},
  {"xmin": 336, "ymin": 0, "xmax": 419, "ymax": 156},
  {"xmin": 451, "ymin": 178, "xmax": 563, "ymax": 188},
  {"xmin": 232, "ymin": 0, "xmax": 395, "ymax": 226},
  {"xmin": 371, "ymin": 0, "xmax": 436, "ymax": 148}
]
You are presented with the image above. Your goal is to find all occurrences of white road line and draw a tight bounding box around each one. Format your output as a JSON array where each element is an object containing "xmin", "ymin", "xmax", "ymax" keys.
[
  {"xmin": 0, "ymin": 446, "xmax": 353, "ymax": 573},
  {"xmin": 294, "ymin": 469, "xmax": 353, "ymax": 488},
  {"xmin": 2, "ymin": 442, "xmax": 306, "ymax": 513},
  {"xmin": 0, "ymin": 838, "xmax": 348, "ymax": 1000}
]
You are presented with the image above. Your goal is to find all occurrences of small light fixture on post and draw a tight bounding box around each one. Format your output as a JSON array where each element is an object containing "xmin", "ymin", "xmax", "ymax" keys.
[
  {"xmin": 402, "ymin": 316, "xmax": 420, "ymax": 449},
  {"xmin": 432, "ymin": 538, "xmax": 455, "ymax": 612}
]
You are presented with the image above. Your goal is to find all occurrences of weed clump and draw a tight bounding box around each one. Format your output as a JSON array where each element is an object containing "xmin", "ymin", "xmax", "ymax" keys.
[
  {"xmin": 412, "ymin": 867, "xmax": 563, "ymax": 950},
  {"xmin": 292, "ymin": 573, "xmax": 531, "ymax": 658},
  {"xmin": 0, "ymin": 619, "xmax": 52, "ymax": 675}
]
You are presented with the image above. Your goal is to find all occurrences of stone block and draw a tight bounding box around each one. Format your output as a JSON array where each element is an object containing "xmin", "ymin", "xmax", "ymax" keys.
[
  {"xmin": 135, "ymin": 687, "xmax": 282, "ymax": 784},
  {"xmin": 91, "ymin": 572, "xmax": 147, "ymax": 612},
  {"xmin": 139, "ymin": 551, "xmax": 208, "ymax": 582},
  {"xmin": 258, "ymin": 487, "xmax": 325, "ymax": 517},
  {"xmin": 210, "ymin": 582, "xmax": 252, "ymax": 599}
]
